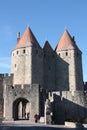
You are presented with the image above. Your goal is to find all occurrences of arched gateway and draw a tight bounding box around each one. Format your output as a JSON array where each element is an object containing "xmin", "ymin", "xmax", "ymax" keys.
[{"xmin": 13, "ymin": 98, "xmax": 30, "ymax": 120}]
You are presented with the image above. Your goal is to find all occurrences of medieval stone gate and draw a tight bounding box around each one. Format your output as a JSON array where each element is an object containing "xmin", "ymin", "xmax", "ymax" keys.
[
  {"xmin": 3, "ymin": 84, "xmax": 40, "ymax": 121},
  {"xmin": 13, "ymin": 98, "xmax": 30, "ymax": 120}
]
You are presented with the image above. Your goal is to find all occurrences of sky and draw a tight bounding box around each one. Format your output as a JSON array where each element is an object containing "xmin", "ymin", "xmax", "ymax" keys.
[{"xmin": 0, "ymin": 0, "xmax": 87, "ymax": 81}]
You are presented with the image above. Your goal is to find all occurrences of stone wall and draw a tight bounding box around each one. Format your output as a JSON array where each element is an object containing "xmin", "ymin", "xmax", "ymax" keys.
[
  {"xmin": 0, "ymin": 74, "xmax": 4, "ymax": 119},
  {"xmin": 49, "ymin": 90, "xmax": 87, "ymax": 124},
  {"xmin": 11, "ymin": 47, "xmax": 32, "ymax": 85},
  {"xmin": 56, "ymin": 49, "xmax": 83, "ymax": 91},
  {"xmin": 3, "ymin": 74, "xmax": 13, "ymax": 120},
  {"xmin": 3, "ymin": 82, "xmax": 40, "ymax": 121},
  {"xmin": 32, "ymin": 47, "xmax": 44, "ymax": 86},
  {"xmin": 55, "ymin": 53, "xmax": 69, "ymax": 91},
  {"xmin": 11, "ymin": 46, "xmax": 44, "ymax": 87},
  {"xmin": 74, "ymin": 50, "xmax": 83, "ymax": 90},
  {"xmin": 43, "ymin": 52, "xmax": 56, "ymax": 91}
]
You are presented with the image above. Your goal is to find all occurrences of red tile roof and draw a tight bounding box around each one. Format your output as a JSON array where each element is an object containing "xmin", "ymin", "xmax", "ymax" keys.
[
  {"xmin": 43, "ymin": 41, "xmax": 53, "ymax": 52},
  {"xmin": 55, "ymin": 30, "xmax": 79, "ymax": 52},
  {"xmin": 14, "ymin": 27, "xmax": 41, "ymax": 50}
]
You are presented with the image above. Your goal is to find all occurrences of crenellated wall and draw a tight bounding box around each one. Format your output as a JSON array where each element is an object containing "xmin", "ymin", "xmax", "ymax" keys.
[
  {"xmin": 49, "ymin": 90, "xmax": 87, "ymax": 124},
  {"xmin": 3, "ymin": 83, "xmax": 40, "ymax": 121}
]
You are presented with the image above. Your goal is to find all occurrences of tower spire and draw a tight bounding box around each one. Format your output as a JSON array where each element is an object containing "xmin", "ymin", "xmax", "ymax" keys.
[
  {"xmin": 17, "ymin": 32, "xmax": 20, "ymax": 43},
  {"xmin": 14, "ymin": 27, "xmax": 41, "ymax": 50},
  {"xmin": 43, "ymin": 41, "xmax": 53, "ymax": 52},
  {"xmin": 55, "ymin": 30, "xmax": 80, "ymax": 52}
]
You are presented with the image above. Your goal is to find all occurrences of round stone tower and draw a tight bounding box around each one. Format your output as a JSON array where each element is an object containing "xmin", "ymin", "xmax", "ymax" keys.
[
  {"xmin": 11, "ymin": 27, "xmax": 43, "ymax": 86},
  {"xmin": 55, "ymin": 30, "xmax": 83, "ymax": 91}
]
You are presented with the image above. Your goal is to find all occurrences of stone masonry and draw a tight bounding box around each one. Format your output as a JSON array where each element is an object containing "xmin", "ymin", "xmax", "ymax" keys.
[{"xmin": 0, "ymin": 27, "xmax": 87, "ymax": 124}]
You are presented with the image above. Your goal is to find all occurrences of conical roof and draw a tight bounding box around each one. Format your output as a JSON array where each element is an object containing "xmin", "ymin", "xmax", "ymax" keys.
[
  {"xmin": 55, "ymin": 30, "xmax": 79, "ymax": 52},
  {"xmin": 14, "ymin": 27, "xmax": 41, "ymax": 50},
  {"xmin": 43, "ymin": 41, "xmax": 53, "ymax": 52}
]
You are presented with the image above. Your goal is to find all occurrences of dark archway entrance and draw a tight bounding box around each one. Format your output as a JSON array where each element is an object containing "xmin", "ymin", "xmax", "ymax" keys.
[{"xmin": 13, "ymin": 98, "xmax": 30, "ymax": 120}]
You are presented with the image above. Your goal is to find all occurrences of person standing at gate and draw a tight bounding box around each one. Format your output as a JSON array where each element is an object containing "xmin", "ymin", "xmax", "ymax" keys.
[{"xmin": 34, "ymin": 114, "xmax": 38, "ymax": 123}]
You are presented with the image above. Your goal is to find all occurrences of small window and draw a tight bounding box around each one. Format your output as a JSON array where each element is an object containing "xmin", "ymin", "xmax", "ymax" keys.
[
  {"xmin": 13, "ymin": 53, "xmax": 14, "ymax": 56},
  {"xmin": 14, "ymin": 64, "xmax": 16, "ymax": 68},
  {"xmin": 66, "ymin": 52, "xmax": 68, "ymax": 56},
  {"xmin": 23, "ymin": 50, "xmax": 25, "ymax": 53},
  {"xmin": 17, "ymin": 51, "xmax": 19, "ymax": 54}
]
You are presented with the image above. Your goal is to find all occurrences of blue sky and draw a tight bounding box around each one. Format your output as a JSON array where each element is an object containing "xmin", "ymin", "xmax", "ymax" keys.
[{"xmin": 0, "ymin": 0, "xmax": 87, "ymax": 81}]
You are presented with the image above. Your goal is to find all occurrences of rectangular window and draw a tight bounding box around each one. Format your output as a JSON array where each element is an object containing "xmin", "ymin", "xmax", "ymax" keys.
[{"xmin": 23, "ymin": 50, "xmax": 25, "ymax": 53}]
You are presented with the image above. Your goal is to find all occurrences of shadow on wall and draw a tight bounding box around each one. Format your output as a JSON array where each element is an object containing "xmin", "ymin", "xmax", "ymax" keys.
[
  {"xmin": 55, "ymin": 55, "xmax": 69, "ymax": 91},
  {"xmin": 51, "ymin": 94, "xmax": 87, "ymax": 125},
  {"xmin": 43, "ymin": 52, "xmax": 69, "ymax": 91}
]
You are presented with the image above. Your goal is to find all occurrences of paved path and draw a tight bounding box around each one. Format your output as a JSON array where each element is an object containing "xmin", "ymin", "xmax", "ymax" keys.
[
  {"xmin": 0, "ymin": 120, "xmax": 87, "ymax": 130},
  {"xmin": 2, "ymin": 120, "xmax": 66, "ymax": 128}
]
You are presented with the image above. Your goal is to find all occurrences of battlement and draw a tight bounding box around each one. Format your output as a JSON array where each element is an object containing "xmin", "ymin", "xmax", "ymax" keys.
[
  {"xmin": 3, "ymin": 73, "xmax": 13, "ymax": 78},
  {"xmin": 0, "ymin": 73, "xmax": 13, "ymax": 83},
  {"xmin": 49, "ymin": 90, "xmax": 85, "ymax": 106},
  {"xmin": 0, "ymin": 74, "xmax": 4, "ymax": 78},
  {"xmin": 6, "ymin": 84, "xmax": 40, "ymax": 98},
  {"xmin": 13, "ymin": 84, "xmax": 39, "ymax": 89}
]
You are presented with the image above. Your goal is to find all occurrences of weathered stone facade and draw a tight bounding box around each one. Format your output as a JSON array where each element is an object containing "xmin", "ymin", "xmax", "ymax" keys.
[
  {"xmin": 0, "ymin": 27, "xmax": 87, "ymax": 124},
  {"xmin": 3, "ymin": 83, "xmax": 40, "ymax": 121}
]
